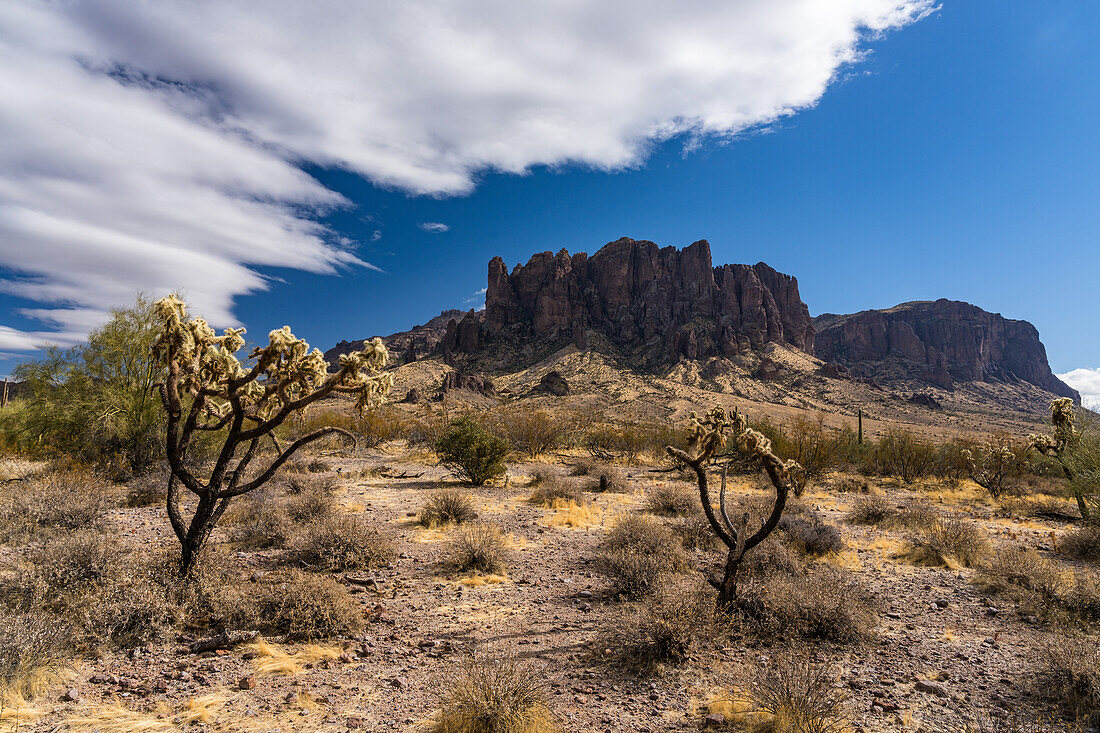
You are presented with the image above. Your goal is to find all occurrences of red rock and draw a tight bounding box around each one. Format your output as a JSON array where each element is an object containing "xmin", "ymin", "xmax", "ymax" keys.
[{"xmin": 237, "ymin": 676, "xmax": 255, "ymax": 690}]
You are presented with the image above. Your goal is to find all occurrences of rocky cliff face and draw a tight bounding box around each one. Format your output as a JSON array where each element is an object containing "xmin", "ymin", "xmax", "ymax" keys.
[
  {"xmin": 446, "ymin": 237, "xmax": 813, "ymax": 367},
  {"xmin": 324, "ymin": 308, "xmax": 464, "ymax": 367},
  {"xmin": 814, "ymin": 300, "xmax": 1079, "ymax": 400}
]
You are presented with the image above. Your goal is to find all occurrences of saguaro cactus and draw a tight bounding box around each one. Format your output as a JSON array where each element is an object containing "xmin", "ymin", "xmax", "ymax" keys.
[
  {"xmin": 667, "ymin": 406, "xmax": 804, "ymax": 612},
  {"xmin": 151, "ymin": 296, "xmax": 393, "ymax": 574}
]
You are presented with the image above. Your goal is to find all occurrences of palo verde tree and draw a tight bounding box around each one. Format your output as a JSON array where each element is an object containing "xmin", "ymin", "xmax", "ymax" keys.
[
  {"xmin": 152, "ymin": 296, "xmax": 393, "ymax": 575},
  {"xmin": 667, "ymin": 406, "xmax": 805, "ymax": 612}
]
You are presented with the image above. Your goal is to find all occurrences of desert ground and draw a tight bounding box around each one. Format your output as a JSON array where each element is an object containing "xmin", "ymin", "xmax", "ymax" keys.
[{"xmin": 2, "ymin": 380, "xmax": 1097, "ymax": 733}]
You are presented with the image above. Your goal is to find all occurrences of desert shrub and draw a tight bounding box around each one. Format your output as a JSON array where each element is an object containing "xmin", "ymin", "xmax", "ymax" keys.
[
  {"xmin": 10, "ymin": 533, "xmax": 176, "ymax": 649},
  {"xmin": 738, "ymin": 565, "xmax": 876, "ymax": 642},
  {"xmin": 1037, "ymin": 634, "xmax": 1100, "ymax": 727},
  {"xmin": 0, "ymin": 296, "xmax": 165, "ymax": 473},
  {"xmin": 436, "ymin": 416, "xmax": 509, "ymax": 486},
  {"xmin": 934, "ymin": 438, "xmax": 975, "ymax": 488},
  {"xmin": 0, "ymin": 613, "xmax": 71, "ymax": 703},
  {"xmin": 644, "ymin": 483, "xmax": 697, "ymax": 517},
  {"xmin": 845, "ymin": 494, "xmax": 895, "ymax": 525},
  {"xmin": 1061, "ymin": 572, "xmax": 1100, "ymax": 624},
  {"xmin": 771, "ymin": 415, "xmax": 857, "ymax": 484},
  {"xmin": 1, "ymin": 462, "xmax": 115, "ymax": 538},
  {"xmin": 584, "ymin": 421, "xmax": 687, "ymax": 462},
  {"xmin": 964, "ymin": 437, "xmax": 1028, "ymax": 498},
  {"xmin": 254, "ymin": 570, "xmax": 364, "ymax": 640},
  {"xmin": 529, "ymin": 477, "xmax": 582, "ymax": 507},
  {"xmin": 674, "ymin": 513, "xmax": 723, "ymax": 551},
  {"xmin": 1062, "ymin": 524, "xmax": 1100, "ymax": 563},
  {"xmin": 125, "ymin": 469, "xmax": 167, "ymax": 507},
  {"xmin": 291, "ymin": 513, "xmax": 397, "ymax": 572},
  {"xmin": 747, "ymin": 650, "xmax": 850, "ymax": 733},
  {"xmin": 289, "ymin": 405, "xmax": 407, "ymax": 449},
  {"xmin": 435, "ymin": 652, "xmax": 554, "ymax": 733},
  {"xmin": 445, "ymin": 522, "xmax": 510, "ymax": 575},
  {"xmin": 830, "ymin": 475, "xmax": 871, "ymax": 493},
  {"xmin": 570, "ymin": 458, "xmax": 600, "ymax": 477},
  {"xmin": 603, "ymin": 584, "xmax": 713, "ymax": 674},
  {"xmin": 163, "ymin": 544, "xmax": 255, "ymax": 631},
  {"xmin": 228, "ymin": 492, "xmax": 292, "ymax": 549},
  {"xmin": 864, "ymin": 430, "xmax": 937, "ymax": 483},
  {"xmin": 284, "ymin": 476, "xmax": 337, "ymax": 523},
  {"xmin": 420, "ymin": 489, "xmax": 478, "ymax": 527},
  {"xmin": 778, "ymin": 513, "xmax": 844, "ymax": 557},
  {"xmin": 493, "ymin": 408, "xmax": 569, "ymax": 457},
  {"xmin": 598, "ymin": 515, "xmax": 688, "ymax": 599},
  {"xmin": 586, "ymin": 466, "xmax": 630, "ymax": 493},
  {"xmin": 902, "ymin": 517, "xmax": 991, "ymax": 568},
  {"xmin": 975, "ymin": 545, "xmax": 1062, "ymax": 604}
]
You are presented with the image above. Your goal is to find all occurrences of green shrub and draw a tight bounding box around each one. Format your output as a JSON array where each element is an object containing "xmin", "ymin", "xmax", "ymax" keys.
[
  {"xmin": 863, "ymin": 429, "xmax": 937, "ymax": 483},
  {"xmin": 0, "ymin": 296, "xmax": 165, "ymax": 473},
  {"xmin": 436, "ymin": 416, "xmax": 509, "ymax": 486},
  {"xmin": 493, "ymin": 408, "xmax": 570, "ymax": 457}
]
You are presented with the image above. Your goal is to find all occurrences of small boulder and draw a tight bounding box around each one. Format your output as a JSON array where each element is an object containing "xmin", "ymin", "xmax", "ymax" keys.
[{"xmin": 538, "ymin": 370, "xmax": 570, "ymax": 396}]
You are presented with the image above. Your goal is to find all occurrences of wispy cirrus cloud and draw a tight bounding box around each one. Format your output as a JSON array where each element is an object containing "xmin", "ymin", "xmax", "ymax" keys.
[
  {"xmin": 0, "ymin": 0, "xmax": 933, "ymax": 350},
  {"xmin": 418, "ymin": 222, "xmax": 451, "ymax": 234}
]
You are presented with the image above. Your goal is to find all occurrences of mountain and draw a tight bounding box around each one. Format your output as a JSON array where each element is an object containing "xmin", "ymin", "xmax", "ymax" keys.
[
  {"xmin": 440, "ymin": 237, "xmax": 813, "ymax": 369},
  {"xmin": 324, "ymin": 308, "xmax": 463, "ymax": 367},
  {"xmin": 813, "ymin": 299, "xmax": 1079, "ymax": 401}
]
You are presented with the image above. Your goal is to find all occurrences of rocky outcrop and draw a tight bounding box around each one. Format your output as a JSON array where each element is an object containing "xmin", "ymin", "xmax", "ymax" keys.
[
  {"xmin": 324, "ymin": 309, "xmax": 464, "ymax": 367},
  {"xmin": 461, "ymin": 237, "xmax": 813, "ymax": 367},
  {"xmin": 814, "ymin": 300, "xmax": 1079, "ymax": 401},
  {"xmin": 537, "ymin": 371, "xmax": 570, "ymax": 396}
]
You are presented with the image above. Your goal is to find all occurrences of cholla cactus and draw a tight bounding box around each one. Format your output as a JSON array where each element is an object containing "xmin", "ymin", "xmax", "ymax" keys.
[
  {"xmin": 668, "ymin": 406, "xmax": 803, "ymax": 612},
  {"xmin": 152, "ymin": 296, "xmax": 393, "ymax": 574},
  {"xmin": 1030, "ymin": 397, "xmax": 1092, "ymax": 519},
  {"xmin": 962, "ymin": 440, "xmax": 1023, "ymax": 499}
]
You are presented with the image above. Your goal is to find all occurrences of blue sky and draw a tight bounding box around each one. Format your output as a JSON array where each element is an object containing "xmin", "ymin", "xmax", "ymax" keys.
[{"xmin": 1, "ymin": 1, "xmax": 1097, "ymax": 399}]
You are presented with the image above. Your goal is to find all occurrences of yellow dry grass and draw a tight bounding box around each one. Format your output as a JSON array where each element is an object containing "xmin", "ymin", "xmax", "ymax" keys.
[
  {"xmin": 542, "ymin": 499, "xmax": 601, "ymax": 529},
  {"xmin": 452, "ymin": 573, "xmax": 509, "ymax": 587},
  {"xmin": 63, "ymin": 693, "xmax": 229, "ymax": 733},
  {"xmin": 1, "ymin": 692, "xmax": 43, "ymax": 733},
  {"xmin": 243, "ymin": 638, "xmax": 342, "ymax": 677}
]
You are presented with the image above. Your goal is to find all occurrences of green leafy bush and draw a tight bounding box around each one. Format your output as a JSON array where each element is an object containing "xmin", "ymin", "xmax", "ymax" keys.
[{"xmin": 435, "ymin": 416, "xmax": 509, "ymax": 486}]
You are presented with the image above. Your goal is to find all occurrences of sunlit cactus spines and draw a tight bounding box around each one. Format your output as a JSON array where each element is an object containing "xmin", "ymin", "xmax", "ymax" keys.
[
  {"xmin": 668, "ymin": 405, "xmax": 804, "ymax": 612},
  {"xmin": 151, "ymin": 295, "xmax": 393, "ymax": 574}
]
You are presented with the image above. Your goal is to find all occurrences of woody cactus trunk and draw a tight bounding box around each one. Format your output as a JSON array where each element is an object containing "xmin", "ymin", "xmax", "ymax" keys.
[
  {"xmin": 667, "ymin": 407, "xmax": 804, "ymax": 612},
  {"xmin": 152, "ymin": 296, "xmax": 393, "ymax": 575}
]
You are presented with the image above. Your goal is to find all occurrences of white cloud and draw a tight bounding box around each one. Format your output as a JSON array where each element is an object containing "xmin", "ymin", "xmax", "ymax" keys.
[
  {"xmin": 371, "ymin": 230, "xmax": 383, "ymax": 242},
  {"xmin": 0, "ymin": 0, "xmax": 933, "ymax": 349},
  {"xmin": 1059, "ymin": 368, "xmax": 1100, "ymax": 412},
  {"xmin": 418, "ymin": 222, "xmax": 451, "ymax": 234},
  {"xmin": 464, "ymin": 287, "xmax": 488, "ymax": 308}
]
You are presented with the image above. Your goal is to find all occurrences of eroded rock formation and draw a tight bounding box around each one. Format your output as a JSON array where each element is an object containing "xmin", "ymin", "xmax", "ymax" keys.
[{"xmin": 814, "ymin": 300, "xmax": 1079, "ymax": 401}]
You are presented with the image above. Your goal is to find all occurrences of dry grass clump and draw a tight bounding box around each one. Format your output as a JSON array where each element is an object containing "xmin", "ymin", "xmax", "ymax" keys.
[
  {"xmin": 0, "ymin": 462, "xmax": 115, "ymax": 538},
  {"xmin": 845, "ymin": 495, "xmax": 937, "ymax": 529},
  {"xmin": 1037, "ymin": 634, "xmax": 1100, "ymax": 727},
  {"xmin": 125, "ymin": 469, "xmax": 167, "ymax": 507},
  {"xmin": 598, "ymin": 514, "xmax": 689, "ymax": 599},
  {"xmin": 283, "ymin": 471, "xmax": 338, "ymax": 495},
  {"xmin": 254, "ymin": 570, "xmax": 364, "ymax": 640},
  {"xmin": 746, "ymin": 650, "xmax": 850, "ymax": 733},
  {"xmin": 445, "ymin": 522, "xmax": 511, "ymax": 575},
  {"xmin": 975, "ymin": 545, "xmax": 1063, "ymax": 604},
  {"xmin": 1061, "ymin": 524, "xmax": 1100, "ymax": 563},
  {"xmin": 0, "ymin": 613, "xmax": 70, "ymax": 704},
  {"xmin": 580, "ymin": 464, "xmax": 629, "ymax": 493},
  {"xmin": 291, "ymin": 513, "xmax": 397, "ymax": 571},
  {"xmin": 602, "ymin": 584, "xmax": 713, "ymax": 674},
  {"xmin": 284, "ymin": 476, "xmax": 337, "ymax": 523},
  {"xmin": 901, "ymin": 517, "xmax": 991, "ymax": 568},
  {"xmin": 569, "ymin": 458, "xmax": 601, "ymax": 477},
  {"xmin": 778, "ymin": 513, "xmax": 844, "ymax": 557},
  {"xmin": 8, "ymin": 531, "xmax": 176, "ymax": 649},
  {"xmin": 830, "ymin": 475, "xmax": 872, "ymax": 494},
  {"xmin": 644, "ymin": 483, "xmax": 697, "ymax": 517},
  {"xmin": 493, "ymin": 407, "xmax": 569, "ymax": 458},
  {"xmin": 737, "ymin": 554, "xmax": 876, "ymax": 643},
  {"xmin": 529, "ymin": 477, "xmax": 582, "ymax": 507},
  {"xmin": 673, "ymin": 513, "xmax": 723, "ymax": 551},
  {"xmin": 434, "ymin": 652, "xmax": 555, "ymax": 733},
  {"xmin": 420, "ymin": 489, "xmax": 479, "ymax": 527},
  {"xmin": 227, "ymin": 488, "xmax": 293, "ymax": 548}
]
